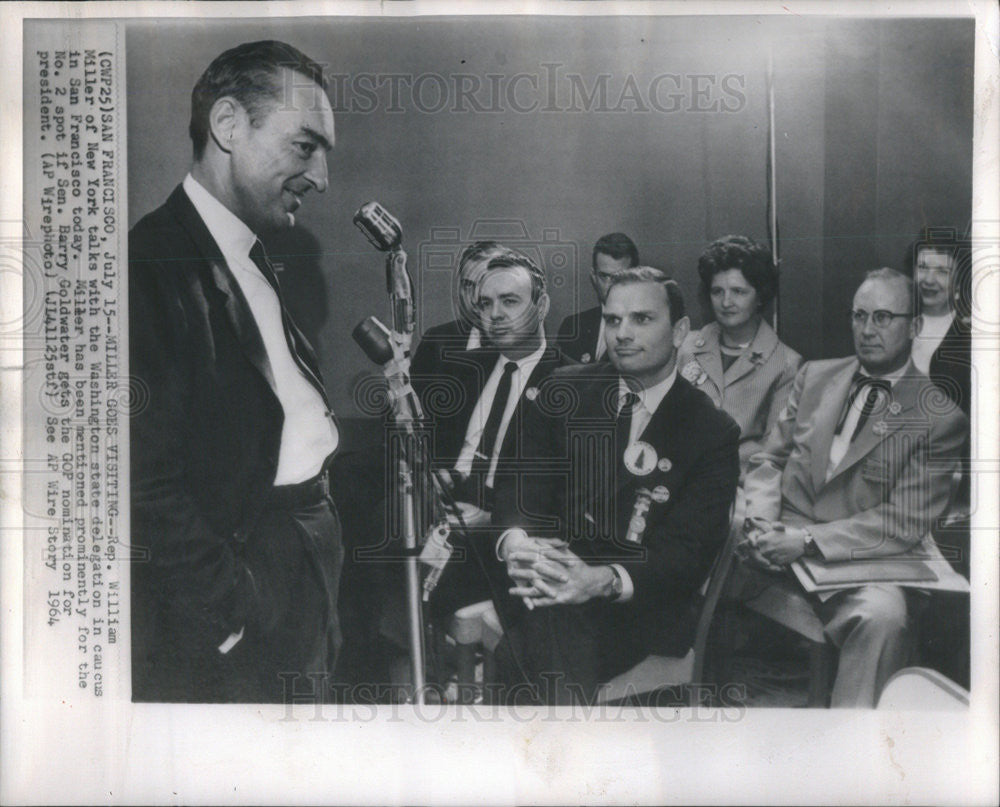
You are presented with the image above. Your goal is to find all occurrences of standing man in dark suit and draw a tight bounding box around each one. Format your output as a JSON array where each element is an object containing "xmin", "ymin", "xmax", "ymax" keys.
[
  {"xmin": 493, "ymin": 268, "xmax": 740, "ymax": 703},
  {"xmin": 409, "ymin": 240, "xmax": 507, "ymax": 379},
  {"xmin": 129, "ymin": 41, "xmax": 343, "ymax": 703},
  {"xmin": 415, "ymin": 250, "xmax": 565, "ymax": 621},
  {"xmin": 556, "ymin": 232, "xmax": 640, "ymax": 364}
]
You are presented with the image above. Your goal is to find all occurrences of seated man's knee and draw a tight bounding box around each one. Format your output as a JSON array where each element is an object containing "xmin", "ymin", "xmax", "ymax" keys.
[{"xmin": 852, "ymin": 585, "xmax": 909, "ymax": 638}]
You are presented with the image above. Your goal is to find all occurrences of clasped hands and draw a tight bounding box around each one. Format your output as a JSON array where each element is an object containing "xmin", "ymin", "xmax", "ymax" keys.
[
  {"xmin": 738, "ymin": 516, "xmax": 807, "ymax": 571},
  {"xmin": 500, "ymin": 529, "xmax": 614, "ymax": 607}
]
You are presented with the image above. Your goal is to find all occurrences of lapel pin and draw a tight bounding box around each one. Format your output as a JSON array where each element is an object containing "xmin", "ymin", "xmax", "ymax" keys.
[
  {"xmin": 657, "ymin": 457, "xmax": 672, "ymax": 472},
  {"xmin": 888, "ymin": 401, "xmax": 902, "ymax": 415},
  {"xmin": 581, "ymin": 352, "xmax": 591, "ymax": 364},
  {"xmin": 651, "ymin": 485, "xmax": 670, "ymax": 503},
  {"xmin": 872, "ymin": 421, "xmax": 888, "ymax": 436},
  {"xmin": 624, "ymin": 441, "xmax": 657, "ymax": 476},
  {"xmin": 525, "ymin": 386, "xmax": 539, "ymax": 401},
  {"xmin": 695, "ymin": 338, "xmax": 705, "ymax": 348}
]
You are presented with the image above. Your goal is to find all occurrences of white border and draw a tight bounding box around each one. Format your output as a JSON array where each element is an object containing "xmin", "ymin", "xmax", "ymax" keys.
[{"xmin": 2, "ymin": 2, "xmax": 997, "ymax": 805}]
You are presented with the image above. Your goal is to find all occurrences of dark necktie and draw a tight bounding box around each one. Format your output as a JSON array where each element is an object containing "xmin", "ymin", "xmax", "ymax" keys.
[
  {"xmin": 616, "ymin": 390, "xmax": 641, "ymax": 457},
  {"xmin": 248, "ymin": 240, "xmax": 329, "ymax": 408},
  {"xmin": 835, "ymin": 372, "xmax": 890, "ymax": 439},
  {"xmin": 471, "ymin": 361, "xmax": 518, "ymax": 481}
]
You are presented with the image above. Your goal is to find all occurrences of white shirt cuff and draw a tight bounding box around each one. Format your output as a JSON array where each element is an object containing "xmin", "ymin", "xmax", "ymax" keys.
[
  {"xmin": 496, "ymin": 528, "xmax": 523, "ymax": 561},
  {"xmin": 611, "ymin": 564, "xmax": 634, "ymax": 603},
  {"xmin": 218, "ymin": 625, "xmax": 244, "ymax": 654}
]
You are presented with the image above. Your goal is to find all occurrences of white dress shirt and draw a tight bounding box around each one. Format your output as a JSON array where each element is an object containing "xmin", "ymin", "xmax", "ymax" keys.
[
  {"xmin": 183, "ymin": 174, "xmax": 338, "ymax": 486},
  {"xmin": 466, "ymin": 327, "xmax": 483, "ymax": 351},
  {"xmin": 617, "ymin": 367, "xmax": 678, "ymax": 445},
  {"xmin": 455, "ymin": 341, "xmax": 547, "ymax": 488},
  {"xmin": 825, "ymin": 363, "xmax": 907, "ymax": 480}
]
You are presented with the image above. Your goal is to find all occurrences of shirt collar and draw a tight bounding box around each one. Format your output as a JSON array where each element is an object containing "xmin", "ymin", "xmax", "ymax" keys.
[
  {"xmin": 856, "ymin": 359, "xmax": 909, "ymax": 388},
  {"xmin": 619, "ymin": 365, "xmax": 678, "ymax": 414},
  {"xmin": 498, "ymin": 339, "xmax": 547, "ymax": 371},
  {"xmin": 183, "ymin": 173, "xmax": 258, "ymax": 261}
]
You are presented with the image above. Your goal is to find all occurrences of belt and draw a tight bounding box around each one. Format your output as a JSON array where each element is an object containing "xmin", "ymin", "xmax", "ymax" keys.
[{"xmin": 264, "ymin": 470, "xmax": 331, "ymax": 511}]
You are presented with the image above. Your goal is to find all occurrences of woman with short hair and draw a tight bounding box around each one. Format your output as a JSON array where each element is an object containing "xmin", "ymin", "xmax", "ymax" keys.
[{"xmin": 678, "ymin": 235, "xmax": 802, "ymax": 478}]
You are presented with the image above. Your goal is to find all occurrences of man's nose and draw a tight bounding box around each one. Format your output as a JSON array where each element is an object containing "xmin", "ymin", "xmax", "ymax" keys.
[
  {"xmin": 488, "ymin": 300, "xmax": 505, "ymax": 320},
  {"xmin": 305, "ymin": 154, "xmax": 329, "ymax": 193},
  {"xmin": 615, "ymin": 322, "xmax": 633, "ymax": 341},
  {"xmin": 860, "ymin": 315, "xmax": 878, "ymax": 336}
]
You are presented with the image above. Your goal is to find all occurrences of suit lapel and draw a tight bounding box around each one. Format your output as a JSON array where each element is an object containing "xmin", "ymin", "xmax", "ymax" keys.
[
  {"xmin": 167, "ymin": 186, "xmax": 280, "ymax": 397},
  {"xmin": 498, "ymin": 347, "xmax": 563, "ymax": 458},
  {"xmin": 827, "ymin": 366, "xmax": 924, "ymax": 482},
  {"xmin": 692, "ymin": 323, "xmax": 725, "ymax": 398},
  {"xmin": 810, "ymin": 360, "xmax": 858, "ymax": 491},
  {"xmin": 723, "ymin": 319, "xmax": 779, "ymax": 387}
]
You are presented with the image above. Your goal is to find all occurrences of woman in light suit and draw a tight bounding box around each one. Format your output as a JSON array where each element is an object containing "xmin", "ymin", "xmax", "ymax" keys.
[{"xmin": 678, "ymin": 235, "xmax": 802, "ymax": 479}]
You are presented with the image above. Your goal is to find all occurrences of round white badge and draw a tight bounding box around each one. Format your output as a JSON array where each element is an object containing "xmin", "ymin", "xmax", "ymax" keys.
[
  {"xmin": 651, "ymin": 485, "xmax": 670, "ymax": 503},
  {"xmin": 624, "ymin": 441, "xmax": 658, "ymax": 476},
  {"xmin": 657, "ymin": 457, "xmax": 672, "ymax": 472},
  {"xmin": 581, "ymin": 352, "xmax": 591, "ymax": 364}
]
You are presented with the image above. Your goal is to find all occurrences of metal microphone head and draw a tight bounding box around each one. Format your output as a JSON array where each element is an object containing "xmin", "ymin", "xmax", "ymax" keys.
[
  {"xmin": 352, "ymin": 316, "xmax": 395, "ymax": 365},
  {"xmin": 354, "ymin": 201, "xmax": 402, "ymax": 252}
]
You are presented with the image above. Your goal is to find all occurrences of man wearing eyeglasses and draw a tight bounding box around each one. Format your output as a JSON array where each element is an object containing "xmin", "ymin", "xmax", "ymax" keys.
[{"xmin": 741, "ymin": 267, "xmax": 967, "ymax": 707}]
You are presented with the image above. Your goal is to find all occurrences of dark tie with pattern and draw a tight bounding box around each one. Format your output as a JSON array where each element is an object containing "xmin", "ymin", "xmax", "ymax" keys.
[
  {"xmin": 471, "ymin": 360, "xmax": 518, "ymax": 482},
  {"xmin": 835, "ymin": 372, "xmax": 891, "ymax": 440},
  {"xmin": 248, "ymin": 239, "xmax": 329, "ymax": 407}
]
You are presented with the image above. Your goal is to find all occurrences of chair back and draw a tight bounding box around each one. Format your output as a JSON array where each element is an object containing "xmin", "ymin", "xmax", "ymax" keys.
[{"xmin": 689, "ymin": 487, "xmax": 744, "ymax": 684}]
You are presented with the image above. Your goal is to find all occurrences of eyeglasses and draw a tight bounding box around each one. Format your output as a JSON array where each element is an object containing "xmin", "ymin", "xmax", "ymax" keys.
[{"xmin": 850, "ymin": 309, "xmax": 913, "ymax": 328}]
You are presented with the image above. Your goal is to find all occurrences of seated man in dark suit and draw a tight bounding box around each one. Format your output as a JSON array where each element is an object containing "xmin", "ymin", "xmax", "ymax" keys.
[
  {"xmin": 557, "ymin": 232, "xmax": 639, "ymax": 364},
  {"xmin": 410, "ymin": 240, "xmax": 508, "ymax": 379},
  {"xmin": 492, "ymin": 267, "xmax": 740, "ymax": 704},
  {"xmin": 413, "ymin": 250, "xmax": 566, "ymax": 622},
  {"xmin": 741, "ymin": 268, "xmax": 968, "ymax": 707}
]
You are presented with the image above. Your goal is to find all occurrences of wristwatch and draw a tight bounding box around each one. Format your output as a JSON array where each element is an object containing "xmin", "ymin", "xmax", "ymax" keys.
[
  {"xmin": 607, "ymin": 565, "xmax": 624, "ymax": 600},
  {"xmin": 802, "ymin": 529, "xmax": 819, "ymax": 557}
]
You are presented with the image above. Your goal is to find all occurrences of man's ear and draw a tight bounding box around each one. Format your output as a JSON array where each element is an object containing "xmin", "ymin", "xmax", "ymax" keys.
[
  {"xmin": 673, "ymin": 315, "xmax": 691, "ymax": 348},
  {"xmin": 911, "ymin": 313, "xmax": 923, "ymax": 339},
  {"xmin": 208, "ymin": 96, "xmax": 243, "ymax": 154},
  {"xmin": 538, "ymin": 291, "xmax": 551, "ymax": 322}
]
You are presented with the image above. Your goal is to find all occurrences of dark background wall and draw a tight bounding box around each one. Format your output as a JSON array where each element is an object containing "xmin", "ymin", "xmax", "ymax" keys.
[{"xmin": 126, "ymin": 15, "xmax": 973, "ymax": 440}]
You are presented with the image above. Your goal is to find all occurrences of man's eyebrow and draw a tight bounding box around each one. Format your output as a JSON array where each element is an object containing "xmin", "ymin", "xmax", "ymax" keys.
[{"xmin": 299, "ymin": 125, "xmax": 334, "ymax": 152}]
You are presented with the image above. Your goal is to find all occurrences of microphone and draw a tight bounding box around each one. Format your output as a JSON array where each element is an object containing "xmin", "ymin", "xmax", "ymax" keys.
[
  {"xmin": 352, "ymin": 316, "xmax": 394, "ymax": 366},
  {"xmin": 353, "ymin": 315, "xmax": 423, "ymax": 422},
  {"xmin": 354, "ymin": 201, "xmax": 402, "ymax": 252},
  {"xmin": 354, "ymin": 201, "xmax": 414, "ymax": 338}
]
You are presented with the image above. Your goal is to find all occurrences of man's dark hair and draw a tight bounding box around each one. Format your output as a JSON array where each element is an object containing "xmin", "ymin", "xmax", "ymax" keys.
[
  {"xmin": 606, "ymin": 266, "xmax": 685, "ymax": 324},
  {"xmin": 458, "ymin": 241, "xmax": 505, "ymax": 276},
  {"xmin": 696, "ymin": 234, "xmax": 778, "ymax": 309},
  {"xmin": 189, "ymin": 40, "xmax": 328, "ymax": 160},
  {"xmin": 484, "ymin": 251, "xmax": 547, "ymax": 302},
  {"xmin": 592, "ymin": 232, "xmax": 640, "ymax": 270}
]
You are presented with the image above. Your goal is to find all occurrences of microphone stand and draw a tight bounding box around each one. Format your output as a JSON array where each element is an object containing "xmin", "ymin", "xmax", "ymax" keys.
[
  {"xmin": 354, "ymin": 203, "xmax": 472, "ymax": 705},
  {"xmin": 382, "ymin": 245, "xmax": 427, "ymax": 705}
]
